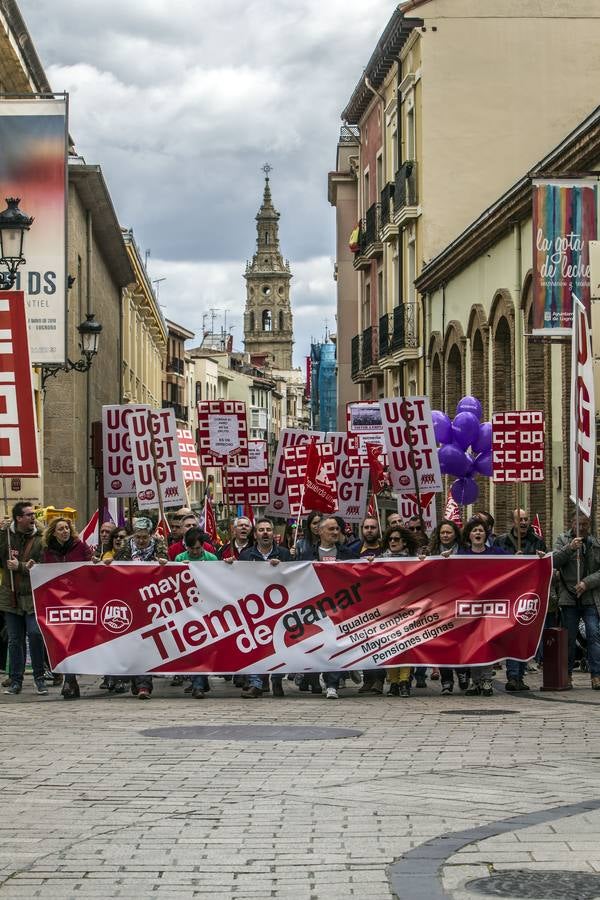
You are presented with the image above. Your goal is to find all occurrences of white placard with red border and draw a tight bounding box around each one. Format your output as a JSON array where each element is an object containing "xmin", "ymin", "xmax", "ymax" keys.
[
  {"xmin": 282, "ymin": 441, "xmax": 337, "ymax": 518},
  {"xmin": 176, "ymin": 428, "xmax": 203, "ymax": 484},
  {"xmin": 196, "ymin": 401, "xmax": 248, "ymax": 467},
  {"xmin": 379, "ymin": 397, "xmax": 443, "ymax": 493},
  {"xmin": 265, "ymin": 428, "xmax": 325, "ymax": 518},
  {"xmin": 102, "ymin": 404, "xmax": 151, "ymax": 497},
  {"xmin": 128, "ymin": 408, "xmax": 186, "ymax": 509},
  {"xmin": 492, "ymin": 411, "xmax": 545, "ymax": 483},
  {"xmin": 396, "ymin": 492, "xmax": 437, "ymax": 533},
  {"xmin": 326, "ymin": 432, "xmax": 370, "ymax": 523},
  {"xmin": 224, "ymin": 440, "xmax": 269, "ymax": 505},
  {"xmin": 346, "ymin": 401, "xmax": 385, "ymax": 468},
  {"xmin": 0, "ymin": 291, "xmax": 39, "ymax": 476}
]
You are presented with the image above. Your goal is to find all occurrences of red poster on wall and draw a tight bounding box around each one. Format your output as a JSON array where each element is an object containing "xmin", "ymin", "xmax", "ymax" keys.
[{"xmin": 0, "ymin": 291, "xmax": 39, "ymax": 476}]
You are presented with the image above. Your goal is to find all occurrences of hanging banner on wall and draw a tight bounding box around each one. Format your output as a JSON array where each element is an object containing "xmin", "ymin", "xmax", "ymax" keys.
[
  {"xmin": 532, "ymin": 178, "xmax": 598, "ymax": 333},
  {"xmin": 0, "ymin": 97, "xmax": 68, "ymax": 364},
  {"xmin": 0, "ymin": 292, "xmax": 39, "ymax": 476},
  {"xmin": 31, "ymin": 555, "xmax": 553, "ymax": 675}
]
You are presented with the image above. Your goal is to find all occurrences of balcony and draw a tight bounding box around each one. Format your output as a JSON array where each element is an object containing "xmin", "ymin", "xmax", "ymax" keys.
[
  {"xmin": 166, "ymin": 357, "xmax": 185, "ymax": 376},
  {"xmin": 393, "ymin": 160, "xmax": 418, "ymax": 224},
  {"xmin": 353, "ymin": 203, "xmax": 383, "ymax": 269},
  {"xmin": 391, "ymin": 303, "xmax": 419, "ymax": 356},
  {"xmin": 379, "ymin": 312, "xmax": 391, "ymax": 357},
  {"xmin": 351, "ymin": 334, "xmax": 362, "ymax": 379},
  {"xmin": 162, "ymin": 400, "xmax": 188, "ymax": 422},
  {"xmin": 380, "ymin": 183, "xmax": 398, "ymax": 242}
]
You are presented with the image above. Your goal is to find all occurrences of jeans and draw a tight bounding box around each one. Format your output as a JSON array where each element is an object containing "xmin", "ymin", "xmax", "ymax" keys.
[
  {"xmin": 4, "ymin": 611, "xmax": 45, "ymax": 684},
  {"xmin": 323, "ymin": 672, "xmax": 342, "ymax": 689},
  {"xmin": 561, "ymin": 605, "xmax": 600, "ymax": 676},
  {"xmin": 247, "ymin": 674, "xmax": 264, "ymax": 689},
  {"xmin": 506, "ymin": 659, "xmax": 526, "ymax": 681},
  {"xmin": 470, "ymin": 665, "xmax": 493, "ymax": 683},
  {"xmin": 191, "ymin": 674, "xmax": 209, "ymax": 691}
]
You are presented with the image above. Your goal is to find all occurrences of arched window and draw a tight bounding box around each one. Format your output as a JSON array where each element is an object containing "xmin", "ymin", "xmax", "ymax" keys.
[
  {"xmin": 262, "ymin": 309, "xmax": 272, "ymax": 331},
  {"xmin": 279, "ymin": 311, "xmax": 284, "ymax": 331},
  {"xmin": 265, "ymin": 232, "xmax": 269, "ymax": 245},
  {"xmin": 249, "ymin": 311, "xmax": 255, "ymax": 332},
  {"xmin": 446, "ymin": 344, "xmax": 462, "ymax": 415}
]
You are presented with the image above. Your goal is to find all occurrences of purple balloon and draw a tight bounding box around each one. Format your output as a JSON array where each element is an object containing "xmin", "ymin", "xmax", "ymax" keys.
[
  {"xmin": 431, "ymin": 410, "xmax": 452, "ymax": 445},
  {"xmin": 464, "ymin": 453, "xmax": 475, "ymax": 477},
  {"xmin": 451, "ymin": 411, "xmax": 481, "ymax": 451},
  {"xmin": 438, "ymin": 443, "xmax": 470, "ymax": 477},
  {"xmin": 450, "ymin": 476, "xmax": 479, "ymax": 505},
  {"xmin": 474, "ymin": 450, "xmax": 493, "ymax": 477},
  {"xmin": 456, "ymin": 396, "xmax": 482, "ymax": 420},
  {"xmin": 472, "ymin": 421, "xmax": 492, "ymax": 455}
]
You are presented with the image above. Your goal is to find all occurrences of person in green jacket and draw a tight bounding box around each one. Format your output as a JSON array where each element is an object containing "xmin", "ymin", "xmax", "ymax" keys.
[{"xmin": 175, "ymin": 527, "xmax": 218, "ymax": 562}]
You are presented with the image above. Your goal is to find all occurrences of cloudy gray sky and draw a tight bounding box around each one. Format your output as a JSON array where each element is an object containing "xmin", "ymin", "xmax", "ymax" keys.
[{"xmin": 18, "ymin": 0, "xmax": 393, "ymax": 366}]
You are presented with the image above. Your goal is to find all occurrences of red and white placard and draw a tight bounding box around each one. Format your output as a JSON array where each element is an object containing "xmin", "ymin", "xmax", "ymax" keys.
[
  {"xmin": 176, "ymin": 428, "xmax": 203, "ymax": 484},
  {"xmin": 283, "ymin": 441, "xmax": 337, "ymax": 518},
  {"xmin": 396, "ymin": 492, "xmax": 437, "ymax": 533},
  {"xmin": 346, "ymin": 401, "xmax": 385, "ymax": 467},
  {"xmin": 128, "ymin": 408, "xmax": 186, "ymax": 509},
  {"xmin": 224, "ymin": 440, "xmax": 269, "ymax": 505},
  {"xmin": 102, "ymin": 404, "xmax": 150, "ymax": 497},
  {"xmin": 0, "ymin": 291, "xmax": 39, "ymax": 476},
  {"xmin": 326, "ymin": 432, "xmax": 369, "ymax": 523},
  {"xmin": 570, "ymin": 295, "xmax": 595, "ymax": 516},
  {"xmin": 265, "ymin": 428, "xmax": 325, "ymax": 517},
  {"xmin": 196, "ymin": 400, "xmax": 248, "ymax": 467},
  {"xmin": 492, "ymin": 411, "xmax": 545, "ymax": 483},
  {"xmin": 379, "ymin": 397, "xmax": 442, "ymax": 493}
]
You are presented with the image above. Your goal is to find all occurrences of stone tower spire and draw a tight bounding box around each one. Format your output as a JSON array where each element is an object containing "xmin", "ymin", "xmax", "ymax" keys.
[{"xmin": 243, "ymin": 165, "xmax": 293, "ymax": 370}]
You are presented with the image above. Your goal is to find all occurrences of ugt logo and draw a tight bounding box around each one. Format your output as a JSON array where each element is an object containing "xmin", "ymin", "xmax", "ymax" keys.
[
  {"xmin": 513, "ymin": 592, "xmax": 540, "ymax": 626},
  {"xmin": 101, "ymin": 600, "xmax": 133, "ymax": 634}
]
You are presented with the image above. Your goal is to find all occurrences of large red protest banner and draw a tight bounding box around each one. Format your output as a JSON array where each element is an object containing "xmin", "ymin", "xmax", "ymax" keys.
[
  {"xmin": 0, "ymin": 291, "xmax": 39, "ymax": 476},
  {"xmin": 31, "ymin": 556, "xmax": 552, "ymax": 675}
]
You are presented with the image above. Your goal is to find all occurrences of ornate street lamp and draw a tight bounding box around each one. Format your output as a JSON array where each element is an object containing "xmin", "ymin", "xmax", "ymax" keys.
[
  {"xmin": 41, "ymin": 313, "xmax": 103, "ymax": 389},
  {"xmin": 0, "ymin": 197, "xmax": 34, "ymax": 289}
]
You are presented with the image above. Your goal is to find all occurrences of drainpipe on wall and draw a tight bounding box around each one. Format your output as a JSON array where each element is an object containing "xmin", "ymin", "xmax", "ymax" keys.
[
  {"xmin": 86, "ymin": 210, "xmax": 93, "ymax": 518},
  {"xmin": 423, "ymin": 291, "xmax": 430, "ymax": 395},
  {"xmin": 514, "ymin": 222, "xmax": 524, "ymax": 409}
]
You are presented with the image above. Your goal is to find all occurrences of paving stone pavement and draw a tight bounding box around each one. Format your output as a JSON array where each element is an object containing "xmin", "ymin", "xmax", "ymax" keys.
[{"xmin": 1, "ymin": 669, "xmax": 600, "ymax": 899}]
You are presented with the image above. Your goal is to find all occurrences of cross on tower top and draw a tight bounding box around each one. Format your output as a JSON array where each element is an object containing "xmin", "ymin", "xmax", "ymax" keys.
[{"xmin": 261, "ymin": 162, "xmax": 272, "ymax": 178}]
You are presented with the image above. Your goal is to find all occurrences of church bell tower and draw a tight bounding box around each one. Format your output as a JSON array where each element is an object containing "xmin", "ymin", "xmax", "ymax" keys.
[{"xmin": 243, "ymin": 165, "xmax": 293, "ymax": 370}]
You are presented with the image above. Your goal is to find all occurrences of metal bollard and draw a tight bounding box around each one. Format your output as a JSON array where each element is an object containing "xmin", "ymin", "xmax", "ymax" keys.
[{"xmin": 540, "ymin": 627, "xmax": 571, "ymax": 691}]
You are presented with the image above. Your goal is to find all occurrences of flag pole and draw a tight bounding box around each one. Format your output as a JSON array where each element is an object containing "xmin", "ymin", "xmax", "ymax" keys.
[
  {"xmin": 572, "ymin": 296, "xmax": 581, "ymax": 581},
  {"xmin": 147, "ymin": 410, "xmax": 168, "ymax": 533}
]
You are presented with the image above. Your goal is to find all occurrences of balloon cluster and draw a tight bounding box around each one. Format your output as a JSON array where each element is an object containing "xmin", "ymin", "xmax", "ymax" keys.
[{"xmin": 431, "ymin": 396, "xmax": 492, "ymax": 505}]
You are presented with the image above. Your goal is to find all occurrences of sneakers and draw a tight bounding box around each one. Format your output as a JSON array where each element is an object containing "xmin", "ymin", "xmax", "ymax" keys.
[
  {"xmin": 191, "ymin": 688, "xmax": 205, "ymax": 699},
  {"xmin": 240, "ymin": 686, "xmax": 262, "ymax": 699},
  {"xmin": 457, "ymin": 672, "xmax": 469, "ymax": 691},
  {"xmin": 441, "ymin": 682, "xmax": 453, "ymax": 695},
  {"xmin": 591, "ymin": 676, "xmax": 600, "ymax": 690},
  {"xmin": 34, "ymin": 679, "xmax": 49, "ymax": 695},
  {"xmin": 4, "ymin": 682, "xmax": 21, "ymax": 695},
  {"xmin": 387, "ymin": 683, "xmax": 400, "ymax": 697},
  {"xmin": 465, "ymin": 681, "xmax": 481, "ymax": 696},
  {"xmin": 137, "ymin": 688, "xmax": 151, "ymax": 700},
  {"xmin": 399, "ymin": 682, "xmax": 410, "ymax": 698},
  {"xmin": 481, "ymin": 679, "xmax": 494, "ymax": 697},
  {"xmin": 325, "ymin": 687, "xmax": 339, "ymax": 700},
  {"xmin": 506, "ymin": 679, "xmax": 530, "ymax": 692}
]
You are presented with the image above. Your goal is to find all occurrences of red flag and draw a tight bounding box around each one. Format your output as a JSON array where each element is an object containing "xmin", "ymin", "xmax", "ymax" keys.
[
  {"xmin": 243, "ymin": 501, "xmax": 255, "ymax": 525},
  {"xmin": 155, "ymin": 516, "xmax": 171, "ymax": 540},
  {"xmin": 204, "ymin": 495, "xmax": 218, "ymax": 543},
  {"xmin": 532, "ymin": 514, "xmax": 543, "ymax": 539},
  {"xmin": 367, "ymin": 494, "xmax": 376, "ymax": 518},
  {"xmin": 80, "ymin": 510, "xmax": 99, "ymax": 549},
  {"xmin": 444, "ymin": 492, "xmax": 463, "ymax": 528},
  {"xmin": 302, "ymin": 439, "xmax": 337, "ymax": 514},
  {"xmin": 365, "ymin": 442, "xmax": 388, "ymax": 494}
]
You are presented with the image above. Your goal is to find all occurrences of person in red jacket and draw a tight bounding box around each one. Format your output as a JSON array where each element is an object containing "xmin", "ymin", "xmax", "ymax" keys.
[{"xmin": 41, "ymin": 517, "xmax": 93, "ymax": 700}]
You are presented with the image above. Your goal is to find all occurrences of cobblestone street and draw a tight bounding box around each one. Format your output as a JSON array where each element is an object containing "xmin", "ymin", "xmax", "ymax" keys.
[{"xmin": 2, "ymin": 671, "xmax": 600, "ymax": 899}]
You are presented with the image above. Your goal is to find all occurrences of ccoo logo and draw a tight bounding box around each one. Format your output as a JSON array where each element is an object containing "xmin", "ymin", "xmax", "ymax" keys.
[
  {"xmin": 514, "ymin": 592, "xmax": 540, "ymax": 625},
  {"xmin": 101, "ymin": 600, "xmax": 133, "ymax": 634}
]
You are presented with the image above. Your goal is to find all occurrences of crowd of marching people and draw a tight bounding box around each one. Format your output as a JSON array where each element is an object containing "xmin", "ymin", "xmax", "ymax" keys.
[{"xmin": 1, "ymin": 500, "xmax": 599, "ymax": 702}]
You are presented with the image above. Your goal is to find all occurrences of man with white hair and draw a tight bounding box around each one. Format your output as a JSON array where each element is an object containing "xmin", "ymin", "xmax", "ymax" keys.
[{"xmin": 219, "ymin": 516, "xmax": 253, "ymax": 560}]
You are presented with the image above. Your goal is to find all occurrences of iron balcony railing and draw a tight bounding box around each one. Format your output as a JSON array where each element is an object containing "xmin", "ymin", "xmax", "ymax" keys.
[
  {"xmin": 364, "ymin": 202, "xmax": 381, "ymax": 248},
  {"xmin": 394, "ymin": 160, "xmax": 418, "ymax": 211},
  {"xmin": 166, "ymin": 357, "xmax": 185, "ymax": 375},
  {"xmin": 351, "ymin": 334, "xmax": 362, "ymax": 378},
  {"xmin": 361, "ymin": 324, "xmax": 378, "ymax": 369},
  {"xmin": 380, "ymin": 183, "xmax": 394, "ymax": 228},
  {"xmin": 379, "ymin": 312, "xmax": 391, "ymax": 357}
]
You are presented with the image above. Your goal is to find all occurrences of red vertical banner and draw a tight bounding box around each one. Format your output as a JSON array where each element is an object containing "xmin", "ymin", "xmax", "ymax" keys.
[{"xmin": 0, "ymin": 291, "xmax": 39, "ymax": 476}]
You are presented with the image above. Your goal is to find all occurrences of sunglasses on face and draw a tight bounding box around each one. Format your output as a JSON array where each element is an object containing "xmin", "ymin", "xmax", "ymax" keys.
[
  {"xmin": 388, "ymin": 536, "xmax": 403, "ymax": 542},
  {"xmin": 408, "ymin": 526, "xmax": 422, "ymax": 532}
]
